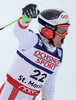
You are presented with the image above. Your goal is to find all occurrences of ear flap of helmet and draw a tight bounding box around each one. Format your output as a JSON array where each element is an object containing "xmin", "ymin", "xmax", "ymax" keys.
[{"xmin": 41, "ymin": 28, "xmax": 53, "ymax": 39}]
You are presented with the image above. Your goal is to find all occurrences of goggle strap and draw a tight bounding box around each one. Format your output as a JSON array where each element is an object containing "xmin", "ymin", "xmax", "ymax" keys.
[{"xmin": 38, "ymin": 17, "xmax": 56, "ymax": 30}]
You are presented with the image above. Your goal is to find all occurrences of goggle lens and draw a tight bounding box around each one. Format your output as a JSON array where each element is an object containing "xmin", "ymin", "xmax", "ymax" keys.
[{"xmin": 55, "ymin": 24, "xmax": 70, "ymax": 36}]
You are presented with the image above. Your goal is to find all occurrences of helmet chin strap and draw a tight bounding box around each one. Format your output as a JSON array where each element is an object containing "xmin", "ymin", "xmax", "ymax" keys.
[
  {"xmin": 40, "ymin": 34, "xmax": 56, "ymax": 52},
  {"xmin": 49, "ymin": 39, "xmax": 54, "ymax": 46},
  {"xmin": 48, "ymin": 31, "xmax": 56, "ymax": 46},
  {"xmin": 40, "ymin": 31, "xmax": 56, "ymax": 47}
]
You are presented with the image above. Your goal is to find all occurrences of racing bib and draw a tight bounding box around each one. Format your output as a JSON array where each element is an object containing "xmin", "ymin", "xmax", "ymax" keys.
[{"xmin": 8, "ymin": 47, "xmax": 61, "ymax": 91}]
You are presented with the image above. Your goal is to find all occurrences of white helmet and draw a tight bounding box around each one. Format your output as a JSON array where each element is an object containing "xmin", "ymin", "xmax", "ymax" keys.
[{"xmin": 38, "ymin": 9, "xmax": 70, "ymax": 39}]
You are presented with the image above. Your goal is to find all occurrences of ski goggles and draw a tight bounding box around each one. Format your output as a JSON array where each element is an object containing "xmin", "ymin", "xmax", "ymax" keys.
[
  {"xmin": 38, "ymin": 17, "xmax": 70, "ymax": 37},
  {"xmin": 55, "ymin": 24, "xmax": 70, "ymax": 36}
]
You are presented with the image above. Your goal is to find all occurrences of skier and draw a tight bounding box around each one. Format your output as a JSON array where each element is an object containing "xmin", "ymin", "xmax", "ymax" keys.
[{"xmin": 0, "ymin": 4, "xmax": 70, "ymax": 100}]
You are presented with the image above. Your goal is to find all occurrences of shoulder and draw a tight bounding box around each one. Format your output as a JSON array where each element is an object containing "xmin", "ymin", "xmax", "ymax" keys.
[
  {"xmin": 22, "ymin": 29, "xmax": 39, "ymax": 49},
  {"xmin": 26, "ymin": 29, "xmax": 39, "ymax": 43}
]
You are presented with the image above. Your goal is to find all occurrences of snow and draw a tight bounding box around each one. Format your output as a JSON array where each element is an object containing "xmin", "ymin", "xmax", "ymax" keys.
[{"xmin": 0, "ymin": 0, "xmax": 76, "ymax": 100}]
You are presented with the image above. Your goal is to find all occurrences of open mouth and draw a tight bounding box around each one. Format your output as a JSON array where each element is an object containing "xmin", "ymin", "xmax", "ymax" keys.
[{"xmin": 61, "ymin": 38, "xmax": 65, "ymax": 44}]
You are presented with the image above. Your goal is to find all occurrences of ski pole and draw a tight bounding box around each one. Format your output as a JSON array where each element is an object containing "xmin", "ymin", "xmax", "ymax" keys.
[{"xmin": 0, "ymin": 17, "xmax": 22, "ymax": 30}]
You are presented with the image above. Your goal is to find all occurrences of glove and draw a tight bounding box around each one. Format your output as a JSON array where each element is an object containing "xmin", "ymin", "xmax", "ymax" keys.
[
  {"xmin": 22, "ymin": 4, "xmax": 40, "ymax": 23},
  {"xmin": 22, "ymin": 3, "xmax": 40, "ymax": 18}
]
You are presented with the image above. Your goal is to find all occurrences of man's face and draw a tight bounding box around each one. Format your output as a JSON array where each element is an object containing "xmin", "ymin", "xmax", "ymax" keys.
[{"xmin": 52, "ymin": 34, "xmax": 66, "ymax": 47}]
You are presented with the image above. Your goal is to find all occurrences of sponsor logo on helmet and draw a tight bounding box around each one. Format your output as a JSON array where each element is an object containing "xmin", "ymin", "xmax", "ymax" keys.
[{"xmin": 61, "ymin": 15, "xmax": 69, "ymax": 19}]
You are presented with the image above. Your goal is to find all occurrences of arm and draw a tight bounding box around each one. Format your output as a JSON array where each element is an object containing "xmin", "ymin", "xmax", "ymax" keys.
[
  {"xmin": 13, "ymin": 4, "xmax": 40, "ymax": 50},
  {"xmin": 13, "ymin": 3, "xmax": 40, "ymax": 37},
  {"xmin": 42, "ymin": 71, "xmax": 58, "ymax": 100}
]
